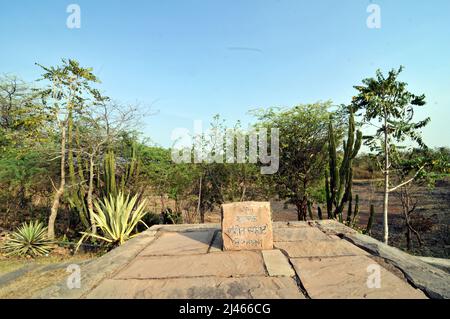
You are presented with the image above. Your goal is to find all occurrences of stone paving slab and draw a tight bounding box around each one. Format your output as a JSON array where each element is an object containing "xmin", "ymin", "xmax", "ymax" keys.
[
  {"xmin": 290, "ymin": 255, "xmax": 427, "ymax": 299},
  {"xmin": 115, "ymin": 251, "xmax": 267, "ymax": 279},
  {"xmin": 272, "ymin": 221, "xmax": 310, "ymax": 228},
  {"xmin": 33, "ymin": 221, "xmax": 440, "ymax": 299},
  {"xmin": 262, "ymin": 249, "xmax": 295, "ymax": 277},
  {"xmin": 139, "ymin": 230, "xmax": 215, "ymax": 256},
  {"xmin": 86, "ymin": 276, "xmax": 305, "ymax": 299},
  {"xmin": 275, "ymin": 239, "xmax": 369, "ymax": 258},
  {"xmin": 150, "ymin": 224, "xmax": 220, "ymax": 232},
  {"xmin": 311, "ymin": 220, "xmax": 358, "ymax": 235},
  {"xmin": 344, "ymin": 232, "xmax": 450, "ymax": 299},
  {"xmin": 33, "ymin": 228, "xmax": 158, "ymax": 299},
  {"xmin": 274, "ymin": 226, "xmax": 332, "ymax": 242},
  {"xmin": 286, "ymin": 221, "xmax": 311, "ymax": 228}
]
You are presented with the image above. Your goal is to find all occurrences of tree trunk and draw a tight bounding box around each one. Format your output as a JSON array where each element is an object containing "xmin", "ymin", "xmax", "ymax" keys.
[
  {"xmin": 294, "ymin": 201, "xmax": 301, "ymax": 221},
  {"xmin": 197, "ymin": 175, "xmax": 203, "ymax": 223},
  {"xmin": 48, "ymin": 124, "xmax": 66, "ymax": 239},
  {"xmin": 200, "ymin": 208, "xmax": 205, "ymax": 224},
  {"xmin": 295, "ymin": 197, "xmax": 308, "ymax": 221},
  {"xmin": 406, "ymin": 224, "xmax": 412, "ymax": 250},
  {"xmin": 382, "ymin": 111, "xmax": 390, "ymax": 244},
  {"xmin": 383, "ymin": 170, "xmax": 389, "ymax": 244},
  {"xmin": 87, "ymin": 155, "xmax": 96, "ymax": 234},
  {"xmin": 240, "ymin": 184, "xmax": 246, "ymax": 202}
]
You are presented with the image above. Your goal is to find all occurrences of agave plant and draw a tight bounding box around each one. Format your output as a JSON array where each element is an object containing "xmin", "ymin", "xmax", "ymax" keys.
[
  {"xmin": 1, "ymin": 221, "xmax": 53, "ymax": 257},
  {"xmin": 78, "ymin": 192, "xmax": 149, "ymax": 248}
]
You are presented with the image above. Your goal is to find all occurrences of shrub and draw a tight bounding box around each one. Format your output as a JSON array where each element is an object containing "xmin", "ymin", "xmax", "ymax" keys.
[
  {"xmin": 161, "ymin": 208, "xmax": 182, "ymax": 224},
  {"xmin": 78, "ymin": 192, "xmax": 149, "ymax": 248},
  {"xmin": 1, "ymin": 221, "xmax": 53, "ymax": 257}
]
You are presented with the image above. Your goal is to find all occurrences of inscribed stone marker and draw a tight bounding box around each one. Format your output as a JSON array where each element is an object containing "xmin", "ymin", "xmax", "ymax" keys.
[{"xmin": 221, "ymin": 201, "xmax": 273, "ymax": 250}]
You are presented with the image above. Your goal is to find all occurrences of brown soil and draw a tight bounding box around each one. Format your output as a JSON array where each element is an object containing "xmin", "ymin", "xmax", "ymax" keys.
[{"xmin": 205, "ymin": 178, "xmax": 450, "ymax": 258}]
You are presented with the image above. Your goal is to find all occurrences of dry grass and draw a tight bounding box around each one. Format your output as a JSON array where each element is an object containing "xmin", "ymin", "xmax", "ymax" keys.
[{"xmin": 0, "ymin": 254, "xmax": 93, "ymax": 298}]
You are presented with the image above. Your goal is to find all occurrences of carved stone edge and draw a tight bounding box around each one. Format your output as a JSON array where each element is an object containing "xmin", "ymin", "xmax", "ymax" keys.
[{"xmin": 342, "ymin": 232, "xmax": 450, "ymax": 299}]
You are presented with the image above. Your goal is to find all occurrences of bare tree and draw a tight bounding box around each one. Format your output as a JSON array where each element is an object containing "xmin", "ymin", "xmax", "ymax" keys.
[{"xmin": 76, "ymin": 99, "xmax": 141, "ymax": 233}]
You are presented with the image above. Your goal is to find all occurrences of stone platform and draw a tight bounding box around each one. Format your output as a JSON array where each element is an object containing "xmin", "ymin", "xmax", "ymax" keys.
[{"xmin": 36, "ymin": 220, "xmax": 450, "ymax": 299}]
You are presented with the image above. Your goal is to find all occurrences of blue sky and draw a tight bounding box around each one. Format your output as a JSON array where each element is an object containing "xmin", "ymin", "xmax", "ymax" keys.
[{"xmin": 1, "ymin": 0, "xmax": 449, "ymax": 148}]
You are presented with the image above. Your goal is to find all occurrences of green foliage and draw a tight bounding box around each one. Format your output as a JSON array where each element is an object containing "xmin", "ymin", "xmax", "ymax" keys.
[
  {"xmin": 67, "ymin": 188, "xmax": 90, "ymax": 229},
  {"xmin": 103, "ymin": 150, "xmax": 118, "ymax": 197},
  {"xmin": 161, "ymin": 208, "xmax": 183, "ymax": 224},
  {"xmin": 252, "ymin": 102, "xmax": 333, "ymax": 220},
  {"xmin": 353, "ymin": 66, "xmax": 428, "ymax": 151},
  {"xmin": 325, "ymin": 105, "xmax": 362, "ymax": 221},
  {"xmin": 1, "ymin": 221, "xmax": 53, "ymax": 257},
  {"xmin": 0, "ymin": 149, "xmax": 48, "ymax": 190},
  {"xmin": 78, "ymin": 192, "xmax": 149, "ymax": 247},
  {"xmin": 141, "ymin": 212, "xmax": 162, "ymax": 228}
]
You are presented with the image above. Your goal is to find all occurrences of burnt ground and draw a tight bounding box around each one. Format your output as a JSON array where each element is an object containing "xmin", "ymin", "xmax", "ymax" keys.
[
  {"xmin": 205, "ymin": 178, "xmax": 450, "ymax": 258},
  {"xmin": 352, "ymin": 178, "xmax": 450, "ymax": 258}
]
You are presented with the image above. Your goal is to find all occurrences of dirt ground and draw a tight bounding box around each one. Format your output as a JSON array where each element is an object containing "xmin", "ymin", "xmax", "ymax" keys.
[
  {"xmin": 205, "ymin": 179, "xmax": 450, "ymax": 259},
  {"xmin": 0, "ymin": 253, "xmax": 93, "ymax": 298},
  {"xmin": 352, "ymin": 179, "xmax": 450, "ymax": 258}
]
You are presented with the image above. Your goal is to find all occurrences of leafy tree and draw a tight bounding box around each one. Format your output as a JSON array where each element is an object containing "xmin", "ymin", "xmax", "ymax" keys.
[
  {"xmin": 253, "ymin": 102, "xmax": 332, "ymax": 220},
  {"xmin": 37, "ymin": 59, "xmax": 101, "ymax": 239},
  {"xmin": 352, "ymin": 66, "xmax": 429, "ymax": 244},
  {"xmin": 0, "ymin": 75, "xmax": 53, "ymax": 226}
]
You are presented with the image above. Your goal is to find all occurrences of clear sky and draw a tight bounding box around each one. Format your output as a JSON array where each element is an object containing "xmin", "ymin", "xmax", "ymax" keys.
[{"xmin": 1, "ymin": 0, "xmax": 449, "ymax": 148}]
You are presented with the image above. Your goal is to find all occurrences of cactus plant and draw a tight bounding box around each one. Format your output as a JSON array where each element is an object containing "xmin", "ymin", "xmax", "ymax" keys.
[
  {"xmin": 351, "ymin": 194, "xmax": 360, "ymax": 227},
  {"xmin": 364, "ymin": 204, "xmax": 376, "ymax": 234},
  {"xmin": 325, "ymin": 105, "xmax": 362, "ymax": 221},
  {"xmin": 104, "ymin": 150, "xmax": 118, "ymax": 197}
]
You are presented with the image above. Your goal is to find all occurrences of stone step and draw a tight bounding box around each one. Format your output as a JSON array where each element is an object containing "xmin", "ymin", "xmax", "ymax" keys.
[
  {"xmin": 86, "ymin": 276, "xmax": 306, "ymax": 299},
  {"xmin": 290, "ymin": 255, "xmax": 427, "ymax": 299},
  {"xmin": 115, "ymin": 251, "xmax": 267, "ymax": 279},
  {"xmin": 262, "ymin": 249, "xmax": 295, "ymax": 277}
]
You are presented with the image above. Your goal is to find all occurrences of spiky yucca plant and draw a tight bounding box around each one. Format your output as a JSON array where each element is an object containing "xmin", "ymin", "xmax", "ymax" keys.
[
  {"xmin": 2, "ymin": 221, "xmax": 53, "ymax": 257},
  {"xmin": 78, "ymin": 192, "xmax": 148, "ymax": 248}
]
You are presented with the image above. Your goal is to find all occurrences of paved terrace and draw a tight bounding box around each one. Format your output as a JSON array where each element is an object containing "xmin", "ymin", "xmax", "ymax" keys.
[{"xmin": 37, "ymin": 220, "xmax": 450, "ymax": 299}]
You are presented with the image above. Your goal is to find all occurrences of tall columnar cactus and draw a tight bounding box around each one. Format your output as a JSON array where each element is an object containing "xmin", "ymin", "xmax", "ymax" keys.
[
  {"xmin": 104, "ymin": 150, "xmax": 118, "ymax": 197},
  {"xmin": 120, "ymin": 143, "xmax": 140, "ymax": 192},
  {"xmin": 103, "ymin": 144, "xmax": 140, "ymax": 198},
  {"xmin": 68, "ymin": 126, "xmax": 91, "ymax": 229},
  {"xmin": 364, "ymin": 204, "xmax": 375, "ymax": 235},
  {"xmin": 351, "ymin": 194, "xmax": 360, "ymax": 227},
  {"xmin": 325, "ymin": 106, "xmax": 362, "ymax": 221}
]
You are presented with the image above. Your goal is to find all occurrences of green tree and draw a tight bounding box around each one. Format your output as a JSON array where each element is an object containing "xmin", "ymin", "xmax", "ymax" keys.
[
  {"xmin": 352, "ymin": 67, "xmax": 429, "ymax": 243},
  {"xmin": 253, "ymin": 102, "xmax": 332, "ymax": 220},
  {"xmin": 37, "ymin": 59, "xmax": 100, "ymax": 239},
  {"xmin": 0, "ymin": 75, "xmax": 52, "ymax": 226}
]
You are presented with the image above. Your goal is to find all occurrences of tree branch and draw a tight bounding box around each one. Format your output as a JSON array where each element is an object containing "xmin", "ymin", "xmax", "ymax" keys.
[{"xmin": 389, "ymin": 165, "xmax": 425, "ymax": 193}]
